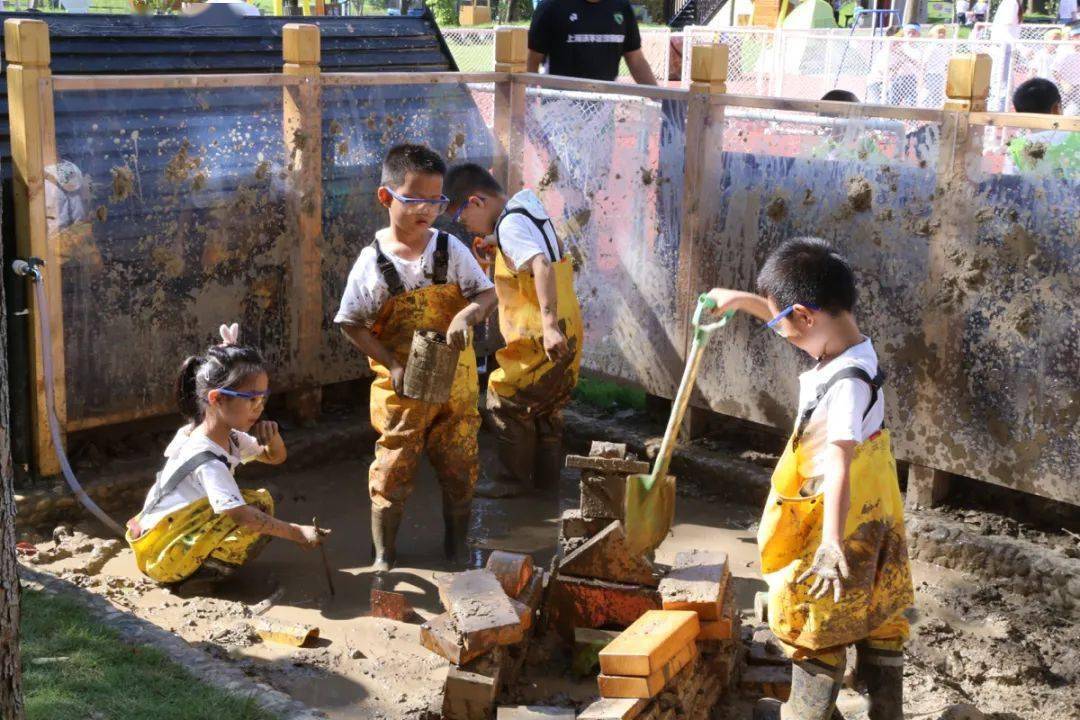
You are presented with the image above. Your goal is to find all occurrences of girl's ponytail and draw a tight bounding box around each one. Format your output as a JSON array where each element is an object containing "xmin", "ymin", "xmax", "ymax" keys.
[{"xmin": 175, "ymin": 355, "xmax": 205, "ymax": 423}]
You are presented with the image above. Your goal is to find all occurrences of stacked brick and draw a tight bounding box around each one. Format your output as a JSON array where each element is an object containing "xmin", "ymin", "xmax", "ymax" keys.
[
  {"xmin": 420, "ymin": 551, "xmax": 545, "ymax": 720},
  {"xmin": 546, "ymin": 442, "xmax": 663, "ymax": 636}
]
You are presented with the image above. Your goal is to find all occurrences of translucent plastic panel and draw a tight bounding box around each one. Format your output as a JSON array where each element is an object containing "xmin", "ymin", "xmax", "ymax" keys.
[
  {"xmin": 521, "ymin": 87, "xmax": 688, "ymax": 396},
  {"xmin": 319, "ymin": 82, "xmax": 498, "ymax": 381},
  {"xmin": 50, "ymin": 85, "xmax": 291, "ymax": 422}
]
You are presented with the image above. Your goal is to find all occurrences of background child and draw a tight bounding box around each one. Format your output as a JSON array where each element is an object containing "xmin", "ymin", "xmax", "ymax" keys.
[
  {"xmin": 706, "ymin": 238, "xmax": 913, "ymax": 720},
  {"xmin": 127, "ymin": 324, "xmax": 326, "ymax": 587},
  {"xmin": 443, "ymin": 164, "xmax": 583, "ymax": 498},
  {"xmin": 335, "ymin": 145, "xmax": 496, "ymax": 572}
]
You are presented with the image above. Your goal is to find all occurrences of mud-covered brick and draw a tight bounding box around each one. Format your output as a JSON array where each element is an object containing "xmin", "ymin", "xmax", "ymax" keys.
[
  {"xmin": 559, "ymin": 508, "xmax": 609, "ymax": 540},
  {"xmin": 740, "ymin": 664, "xmax": 792, "ymax": 701},
  {"xmin": 546, "ymin": 574, "xmax": 662, "ymax": 638},
  {"xmin": 560, "ymin": 521, "xmax": 661, "ymax": 587},
  {"xmin": 659, "ymin": 550, "xmax": 729, "ymax": 620},
  {"xmin": 421, "ymin": 612, "xmax": 490, "ymax": 666},
  {"xmin": 567, "ymin": 455, "xmax": 651, "ymax": 475},
  {"xmin": 589, "ymin": 441, "xmax": 628, "ymax": 459},
  {"xmin": 517, "ymin": 569, "xmax": 544, "ymax": 609},
  {"xmin": 445, "ymin": 570, "xmax": 525, "ymax": 651},
  {"xmin": 496, "ymin": 706, "xmax": 575, "ymax": 720},
  {"xmin": 444, "ymin": 663, "xmax": 499, "ymax": 720},
  {"xmin": 576, "ymin": 697, "xmax": 649, "ymax": 720},
  {"xmin": 579, "ymin": 475, "xmax": 626, "ymax": 521},
  {"xmin": 370, "ymin": 589, "xmax": 411, "ymax": 621},
  {"xmin": 486, "ymin": 550, "xmax": 534, "ymax": 598},
  {"xmin": 253, "ymin": 619, "xmax": 318, "ymax": 647}
]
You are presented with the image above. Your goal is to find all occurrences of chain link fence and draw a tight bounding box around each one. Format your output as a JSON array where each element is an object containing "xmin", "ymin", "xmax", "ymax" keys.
[{"xmin": 679, "ymin": 25, "xmax": 1080, "ymax": 112}]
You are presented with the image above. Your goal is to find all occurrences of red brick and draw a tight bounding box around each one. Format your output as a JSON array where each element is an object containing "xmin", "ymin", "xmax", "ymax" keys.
[
  {"xmin": 370, "ymin": 589, "xmax": 411, "ymax": 621},
  {"xmin": 546, "ymin": 574, "xmax": 661, "ymax": 638}
]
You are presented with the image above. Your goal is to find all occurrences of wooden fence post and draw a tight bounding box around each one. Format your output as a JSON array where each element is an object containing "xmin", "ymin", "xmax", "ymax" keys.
[
  {"xmin": 493, "ymin": 26, "xmax": 527, "ymax": 193},
  {"xmin": 283, "ymin": 23, "xmax": 323, "ymax": 427},
  {"xmin": 6, "ymin": 18, "xmax": 63, "ymax": 477},
  {"xmin": 674, "ymin": 42, "xmax": 727, "ymax": 439}
]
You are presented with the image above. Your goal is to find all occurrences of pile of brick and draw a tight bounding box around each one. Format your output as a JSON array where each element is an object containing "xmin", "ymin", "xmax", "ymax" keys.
[
  {"xmin": 546, "ymin": 442, "xmax": 663, "ymax": 636},
  {"xmin": 739, "ymin": 595, "xmax": 792, "ymax": 703},
  {"xmin": 420, "ymin": 551, "xmax": 545, "ymax": 720}
]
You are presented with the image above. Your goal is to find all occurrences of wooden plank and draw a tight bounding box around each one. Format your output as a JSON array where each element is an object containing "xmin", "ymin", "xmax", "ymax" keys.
[
  {"xmin": 659, "ymin": 550, "xmax": 729, "ymax": 620},
  {"xmin": 6, "ymin": 18, "xmax": 63, "ymax": 476},
  {"xmin": 512, "ymin": 72, "xmax": 688, "ymax": 102},
  {"xmin": 577, "ymin": 697, "xmax": 649, "ymax": 720},
  {"xmin": 321, "ymin": 70, "xmax": 507, "ymax": 86},
  {"xmin": 967, "ymin": 111, "xmax": 1080, "ymax": 132},
  {"xmin": 559, "ymin": 521, "xmax": 660, "ymax": 587},
  {"xmin": 598, "ymin": 642, "xmax": 697, "ymax": 699},
  {"xmin": 445, "ymin": 569, "xmax": 525, "ymax": 651},
  {"xmin": 492, "ymin": 28, "xmax": 527, "ymax": 192},
  {"xmin": 486, "ymin": 550, "xmax": 533, "ymax": 598},
  {"xmin": 565, "ymin": 455, "xmax": 650, "ymax": 474},
  {"xmin": 50, "ymin": 73, "xmax": 300, "ymax": 91},
  {"xmin": 496, "ymin": 707, "xmax": 574, "ymax": 720},
  {"xmin": 598, "ymin": 610, "xmax": 700, "ymax": 677},
  {"xmin": 283, "ymin": 23, "xmax": 323, "ymax": 426},
  {"xmin": 714, "ymin": 92, "xmax": 945, "ymax": 123}
]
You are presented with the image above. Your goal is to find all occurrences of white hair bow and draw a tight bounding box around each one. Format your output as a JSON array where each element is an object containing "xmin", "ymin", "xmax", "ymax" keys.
[{"xmin": 218, "ymin": 323, "xmax": 240, "ymax": 346}]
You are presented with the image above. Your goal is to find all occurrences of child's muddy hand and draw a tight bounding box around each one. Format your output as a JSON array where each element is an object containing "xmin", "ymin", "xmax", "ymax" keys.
[
  {"xmin": 797, "ymin": 540, "xmax": 850, "ymax": 603},
  {"xmin": 252, "ymin": 420, "xmax": 280, "ymax": 446},
  {"xmin": 446, "ymin": 315, "xmax": 470, "ymax": 351},
  {"xmin": 390, "ymin": 363, "xmax": 406, "ymax": 396},
  {"xmin": 705, "ymin": 288, "xmax": 744, "ymax": 315},
  {"xmin": 542, "ymin": 324, "xmax": 569, "ymax": 363},
  {"xmin": 296, "ymin": 525, "xmax": 326, "ymax": 549}
]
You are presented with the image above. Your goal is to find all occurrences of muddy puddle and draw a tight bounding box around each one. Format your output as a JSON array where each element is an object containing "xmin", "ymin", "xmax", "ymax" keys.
[{"xmin": 21, "ymin": 427, "xmax": 1079, "ymax": 720}]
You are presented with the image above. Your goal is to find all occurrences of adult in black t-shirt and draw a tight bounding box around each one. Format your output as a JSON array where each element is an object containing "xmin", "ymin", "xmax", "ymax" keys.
[{"xmin": 527, "ymin": 0, "xmax": 657, "ymax": 84}]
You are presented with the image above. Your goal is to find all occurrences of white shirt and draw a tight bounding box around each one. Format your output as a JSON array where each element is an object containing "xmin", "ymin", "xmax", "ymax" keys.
[
  {"xmin": 972, "ymin": 0, "xmax": 988, "ymax": 13},
  {"xmin": 496, "ymin": 190, "xmax": 564, "ymax": 272},
  {"xmin": 205, "ymin": 0, "xmax": 261, "ymax": 15},
  {"xmin": 795, "ymin": 338, "xmax": 885, "ymax": 482},
  {"xmin": 1058, "ymin": 0, "xmax": 1076, "ymax": 20},
  {"xmin": 334, "ymin": 228, "xmax": 494, "ymax": 328},
  {"xmin": 138, "ymin": 426, "xmax": 263, "ymax": 531},
  {"xmin": 956, "ymin": 0, "xmax": 969, "ymax": 12}
]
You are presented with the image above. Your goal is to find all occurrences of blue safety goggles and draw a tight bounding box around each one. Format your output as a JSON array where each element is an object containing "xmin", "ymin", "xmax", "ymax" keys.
[{"xmin": 383, "ymin": 186, "xmax": 450, "ymax": 214}]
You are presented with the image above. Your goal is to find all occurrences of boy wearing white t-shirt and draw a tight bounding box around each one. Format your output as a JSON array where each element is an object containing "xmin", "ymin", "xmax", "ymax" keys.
[
  {"xmin": 444, "ymin": 164, "xmax": 583, "ymax": 498},
  {"xmin": 707, "ymin": 238, "xmax": 913, "ymax": 720},
  {"xmin": 335, "ymin": 145, "xmax": 496, "ymax": 572}
]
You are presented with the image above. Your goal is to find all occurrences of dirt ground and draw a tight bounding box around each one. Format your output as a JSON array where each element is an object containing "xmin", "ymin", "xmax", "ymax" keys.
[{"xmin": 19, "ymin": 426, "xmax": 1080, "ymax": 720}]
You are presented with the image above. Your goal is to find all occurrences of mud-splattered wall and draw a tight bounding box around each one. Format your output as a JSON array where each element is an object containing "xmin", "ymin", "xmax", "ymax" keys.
[{"xmin": 48, "ymin": 82, "xmax": 496, "ymax": 425}]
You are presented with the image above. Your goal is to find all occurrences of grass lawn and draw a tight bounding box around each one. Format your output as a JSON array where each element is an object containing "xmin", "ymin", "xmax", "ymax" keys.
[{"xmin": 21, "ymin": 588, "xmax": 279, "ymax": 720}]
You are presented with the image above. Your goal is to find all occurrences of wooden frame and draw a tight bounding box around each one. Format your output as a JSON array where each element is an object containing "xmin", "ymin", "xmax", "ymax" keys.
[{"xmin": 51, "ymin": 73, "xmax": 303, "ymax": 92}]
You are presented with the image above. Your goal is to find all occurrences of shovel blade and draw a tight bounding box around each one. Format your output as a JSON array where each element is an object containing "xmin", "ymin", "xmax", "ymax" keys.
[{"xmin": 622, "ymin": 473, "xmax": 676, "ymax": 557}]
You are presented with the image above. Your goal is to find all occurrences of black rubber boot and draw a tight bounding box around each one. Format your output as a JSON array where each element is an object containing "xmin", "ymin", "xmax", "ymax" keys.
[
  {"xmin": 370, "ymin": 504, "xmax": 403, "ymax": 574},
  {"xmin": 786, "ymin": 657, "xmax": 846, "ymax": 720},
  {"xmin": 480, "ymin": 401, "xmax": 534, "ymax": 498},
  {"xmin": 856, "ymin": 643, "xmax": 904, "ymax": 720},
  {"xmin": 443, "ymin": 499, "xmax": 472, "ymax": 568},
  {"xmin": 533, "ymin": 413, "xmax": 564, "ymax": 494}
]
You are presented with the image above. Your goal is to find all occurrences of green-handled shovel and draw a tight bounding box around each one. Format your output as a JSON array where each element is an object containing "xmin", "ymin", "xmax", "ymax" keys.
[{"xmin": 623, "ymin": 294, "xmax": 733, "ymax": 557}]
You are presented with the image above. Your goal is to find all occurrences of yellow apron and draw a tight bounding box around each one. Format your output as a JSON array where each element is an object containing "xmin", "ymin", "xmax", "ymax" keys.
[
  {"xmin": 366, "ymin": 234, "xmax": 480, "ymax": 509},
  {"xmin": 487, "ymin": 212, "xmax": 583, "ymax": 416},
  {"xmin": 758, "ymin": 429, "xmax": 914, "ymax": 653},
  {"xmin": 127, "ymin": 488, "xmax": 274, "ymax": 584}
]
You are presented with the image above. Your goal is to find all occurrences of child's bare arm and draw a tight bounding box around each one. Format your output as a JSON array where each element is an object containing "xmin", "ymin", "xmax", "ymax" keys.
[
  {"xmin": 340, "ymin": 323, "xmax": 405, "ymax": 395},
  {"xmin": 251, "ymin": 421, "xmax": 287, "ymax": 465},
  {"xmin": 798, "ymin": 440, "xmax": 855, "ymax": 602},
  {"xmin": 447, "ymin": 288, "xmax": 498, "ymax": 351},
  {"xmin": 223, "ymin": 505, "xmax": 328, "ymax": 548},
  {"xmin": 530, "ymin": 255, "xmax": 569, "ymax": 362},
  {"xmin": 705, "ymin": 288, "xmax": 774, "ymax": 322}
]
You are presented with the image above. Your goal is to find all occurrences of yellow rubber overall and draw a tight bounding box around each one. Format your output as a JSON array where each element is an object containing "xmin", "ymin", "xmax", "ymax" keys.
[
  {"xmin": 367, "ymin": 282, "xmax": 480, "ymax": 511},
  {"xmin": 126, "ymin": 488, "xmax": 274, "ymax": 584},
  {"xmin": 758, "ymin": 429, "xmax": 914, "ymax": 664}
]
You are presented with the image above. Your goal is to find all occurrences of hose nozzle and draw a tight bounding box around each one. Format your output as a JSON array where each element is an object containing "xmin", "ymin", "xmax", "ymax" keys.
[{"xmin": 12, "ymin": 257, "xmax": 45, "ymax": 281}]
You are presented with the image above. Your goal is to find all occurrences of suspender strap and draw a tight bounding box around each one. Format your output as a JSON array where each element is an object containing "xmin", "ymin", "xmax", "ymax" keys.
[
  {"xmin": 141, "ymin": 450, "xmax": 227, "ymax": 517},
  {"xmin": 792, "ymin": 367, "xmax": 886, "ymax": 449},
  {"xmin": 371, "ymin": 239, "xmax": 406, "ymax": 297},
  {"xmin": 432, "ymin": 231, "xmax": 450, "ymax": 285},
  {"xmin": 495, "ymin": 207, "xmax": 558, "ymax": 263}
]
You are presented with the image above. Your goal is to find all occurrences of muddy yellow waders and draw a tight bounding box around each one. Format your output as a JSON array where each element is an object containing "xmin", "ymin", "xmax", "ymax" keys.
[
  {"xmin": 485, "ymin": 207, "xmax": 583, "ymax": 489},
  {"xmin": 365, "ymin": 231, "xmax": 480, "ymax": 569}
]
